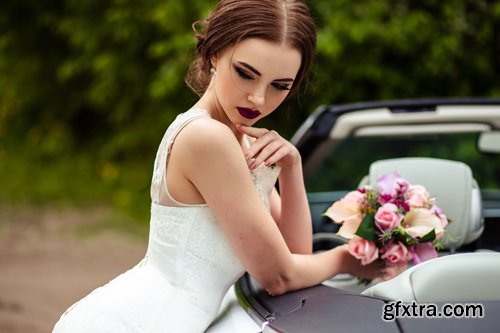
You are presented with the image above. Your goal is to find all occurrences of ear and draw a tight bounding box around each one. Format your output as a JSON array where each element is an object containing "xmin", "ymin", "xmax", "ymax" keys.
[{"xmin": 210, "ymin": 55, "xmax": 218, "ymax": 69}]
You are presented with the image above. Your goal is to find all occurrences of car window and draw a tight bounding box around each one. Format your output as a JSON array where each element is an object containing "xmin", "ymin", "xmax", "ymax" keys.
[{"xmin": 307, "ymin": 132, "xmax": 500, "ymax": 192}]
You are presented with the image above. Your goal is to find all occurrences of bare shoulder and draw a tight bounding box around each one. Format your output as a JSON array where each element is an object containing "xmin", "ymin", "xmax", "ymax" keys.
[
  {"xmin": 175, "ymin": 117, "xmax": 243, "ymax": 162},
  {"xmin": 172, "ymin": 117, "xmax": 250, "ymax": 193},
  {"xmin": 175, "ymin": 117, "xmax": 242, "ymax": 158}
]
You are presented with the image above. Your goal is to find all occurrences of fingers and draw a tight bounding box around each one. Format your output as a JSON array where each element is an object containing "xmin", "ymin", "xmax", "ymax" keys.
[
  {"xmin": 236, "ymin": 124, "xmax": 268, "ymax": 138},
  {"xmin": 249, "ymin": 145, "xmax": 288, "ymax": 169},
  {"xmin": 368, "ymin": 260, "xmax": 399, "ymax": 281},
  {"xmin": 238, "ymin": 125, "xmax": 285, "ymax": 168},
  {"xmin": 376, "ymin": 259, "xmax": 386, "ymax": 269},
  {"xmin": 237, "ymin": 124, "xmax": 299, "ymax": 169}
]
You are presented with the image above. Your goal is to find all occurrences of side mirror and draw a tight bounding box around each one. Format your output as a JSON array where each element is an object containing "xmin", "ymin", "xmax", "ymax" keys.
[{"xmin": 478, "ymin": 131, "xmax": 500, "ymax": 153}]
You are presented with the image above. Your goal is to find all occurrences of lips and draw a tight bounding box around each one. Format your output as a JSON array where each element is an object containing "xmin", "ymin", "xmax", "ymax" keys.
[{"xmin": 237, "ymin": 107, "xmax": 261, "ymax": 120}]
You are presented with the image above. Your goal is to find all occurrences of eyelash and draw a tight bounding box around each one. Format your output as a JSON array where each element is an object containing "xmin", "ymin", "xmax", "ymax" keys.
[
  {"xmin": 234, "ymin": 66, "xmax": 291, "ymax": 91},
  {"xmin": 235, "ymin": 67, "xmax": 253, "ymax": 80},
  {"xmin": 272, "ymin": 83, "xmax": 291, "ymax": 91}
]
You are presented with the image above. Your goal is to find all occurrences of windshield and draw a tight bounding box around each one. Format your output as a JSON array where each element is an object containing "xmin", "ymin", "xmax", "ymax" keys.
[{"xmin": 307, "ymin": 132, "xmax": 500, "ymax": 192}]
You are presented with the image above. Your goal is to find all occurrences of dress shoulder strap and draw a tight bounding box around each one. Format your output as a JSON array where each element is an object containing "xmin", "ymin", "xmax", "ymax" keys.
[{"xmin": 150, "ymin": 108, "xmax": 209, "ymax": 203}]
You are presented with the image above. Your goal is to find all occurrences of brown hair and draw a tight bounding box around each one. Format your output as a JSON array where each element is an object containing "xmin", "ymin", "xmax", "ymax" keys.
[{"xmin": 185, "ymin": 0, "xmax": 316, "ymax": 97}]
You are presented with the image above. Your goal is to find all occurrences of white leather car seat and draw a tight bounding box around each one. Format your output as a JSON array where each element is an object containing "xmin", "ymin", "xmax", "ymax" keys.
[
  {"xmin": 367, "ymin": 157, "xmax": 484, "ymax": 251},
  {"xmin": 362, "ymin": 252, "xmax": 500, "ymax": 301}
]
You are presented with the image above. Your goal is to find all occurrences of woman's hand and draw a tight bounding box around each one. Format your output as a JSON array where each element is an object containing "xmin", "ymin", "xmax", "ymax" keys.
[
  {"xmin": 337, "ymin": 244, "xmax": 382, "ymax": 281},
  {"xmin": 237, "ymin": 124, "xmax": 301, "ymax": 170}
]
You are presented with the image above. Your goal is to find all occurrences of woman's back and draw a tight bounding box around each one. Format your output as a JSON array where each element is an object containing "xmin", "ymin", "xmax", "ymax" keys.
[{"xmin": 53, "ymin": 109, "xmax": 280, "ymax": 332}]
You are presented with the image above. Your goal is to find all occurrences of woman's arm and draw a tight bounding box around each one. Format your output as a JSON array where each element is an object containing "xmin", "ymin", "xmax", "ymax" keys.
[
  {"xmin": 172, "ymin": 118, "xmax": 378, "ymax": 296},
  {"xmin": 269, "ymin": 163, "xmax": 313, "ymax": 254},
  {"xmin": 239, "ymin": 125, "xmax": 313, "ymax": 255}
]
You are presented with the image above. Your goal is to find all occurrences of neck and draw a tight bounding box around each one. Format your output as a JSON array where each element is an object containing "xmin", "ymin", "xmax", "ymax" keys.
[{"xmin": 192, "ymin": 87, "xmax": 243, "ymax": 143}]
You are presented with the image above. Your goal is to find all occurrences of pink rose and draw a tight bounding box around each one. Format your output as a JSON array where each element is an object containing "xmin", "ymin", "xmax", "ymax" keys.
[
  {"xmin": 406, "ymin": 185, "xmax": 430, "ymax": 208},
  {"xmin": 347, "ymin": 236, "xmax": 379, "ymax": 265},
  {"xmin": 324, "ymin": 191, "xmax": 366, "ymax": 239},
  {"xmin": 381, "ymin": 241, "xmax": 411, "ymax": 267},
  {"xmin": 374, "ymin": 203, "xmax": 403, "ymax": 232}
]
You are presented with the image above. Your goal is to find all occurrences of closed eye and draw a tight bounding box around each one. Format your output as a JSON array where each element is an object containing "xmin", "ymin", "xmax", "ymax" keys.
[
  {"xmin": 234, "ymin": 66, "xmax": 254, "ymax": 80},
  {"xmin": 272, "ymin": 82, "xmax": 291, "ymax": 91}
]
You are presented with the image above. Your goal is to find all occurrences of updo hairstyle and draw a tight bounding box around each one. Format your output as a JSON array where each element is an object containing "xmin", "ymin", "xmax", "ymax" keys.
[{"xmin": 185, "ymin": 0, "xmax": 316, "ymax": 97}]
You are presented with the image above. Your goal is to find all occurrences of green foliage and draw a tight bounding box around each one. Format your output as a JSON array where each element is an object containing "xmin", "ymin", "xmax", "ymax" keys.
[
  {"xmin": 1, "ymin": 0, "xmax": 499, "ymax": 221},
  {"xmin": 0, "ymin": 0, "xmax": 215, "ymax": 156},
  {"xmin": 308, "ymin": 0, "xmax": 500, "ymax": 105},
  {"xmin": 355, "ymin": 214, "xmax": 378, "ymax": 241}
]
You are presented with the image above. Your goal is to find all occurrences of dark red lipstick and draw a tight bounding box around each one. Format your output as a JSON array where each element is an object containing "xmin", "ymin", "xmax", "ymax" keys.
[{"xmin": 237, "ymin": 107, "xmax": 261, "ymax": 120}]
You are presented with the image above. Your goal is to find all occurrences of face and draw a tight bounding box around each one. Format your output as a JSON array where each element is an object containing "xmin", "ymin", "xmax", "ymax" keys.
[{"xmin": 210, "ymin": 38, "xmax": 302, "ymax": 126}]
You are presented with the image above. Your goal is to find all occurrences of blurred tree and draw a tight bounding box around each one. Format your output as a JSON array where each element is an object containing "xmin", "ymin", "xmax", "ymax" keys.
[
  {"xmin": 309, "ymin": 0, "xmax": 500, "ymax": 105},
  {"xmin": 0, "ymin": 0, "xmax": 499, "ymax": 212},
  {"xmin": 0, "ymin": 0, "xmax": 214, "ymax": 160}
]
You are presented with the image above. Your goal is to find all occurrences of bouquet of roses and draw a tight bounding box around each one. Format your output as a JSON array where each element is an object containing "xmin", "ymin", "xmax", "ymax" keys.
[{"xmin": 324, "ymin": 172, "xmax": 449, "ymax": 281}]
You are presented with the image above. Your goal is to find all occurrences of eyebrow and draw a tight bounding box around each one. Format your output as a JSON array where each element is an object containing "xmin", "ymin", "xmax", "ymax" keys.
[{"xmin": 237, "ymin": 61, "xmax": 295, "ymax": 82}]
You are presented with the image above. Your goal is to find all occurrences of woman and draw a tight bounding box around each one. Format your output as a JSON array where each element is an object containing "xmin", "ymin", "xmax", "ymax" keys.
[{"xmin": 53, "ymin": 0, "xmax": 379, "ymax": 332}]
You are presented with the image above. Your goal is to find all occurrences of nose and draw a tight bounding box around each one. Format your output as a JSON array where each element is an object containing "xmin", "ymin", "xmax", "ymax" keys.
[{"xmin": 247, "ymin": 90, "xmax": 265, "ymax": 107}]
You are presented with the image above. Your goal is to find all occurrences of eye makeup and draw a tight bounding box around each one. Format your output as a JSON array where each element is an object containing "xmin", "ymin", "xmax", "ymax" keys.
[
  {"xmin": 232, "ymin": 62, "xmax": 293, "ymax": 91},
  {"xmin": 233, "ymin": 65, "xmax": 254, "ymax": 80}
]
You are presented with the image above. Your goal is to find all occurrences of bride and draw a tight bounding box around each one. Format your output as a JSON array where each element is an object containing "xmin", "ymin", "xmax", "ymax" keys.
[{"xmin": 53, "ymin": 0, "xmax": 379, "ymax": 332}]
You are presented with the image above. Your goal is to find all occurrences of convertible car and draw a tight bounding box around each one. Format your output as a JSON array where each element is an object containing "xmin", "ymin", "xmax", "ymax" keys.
[{"xmin": 207, "ymin": 98, "xmax": 500, "ymax": 333}]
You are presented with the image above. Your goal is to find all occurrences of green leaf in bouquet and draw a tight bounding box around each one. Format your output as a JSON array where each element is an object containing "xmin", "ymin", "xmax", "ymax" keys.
[
  {"xmin": 419, "ymin": 229, "xmax": 436, "ymax": 243},
  {"xmin": 393, "ymin": 227, "xmax": 418, "ymax": 245},
  {"xmin": 355, "ymin": 214, "xmax": 377, "ymax": 242},
  {"xmin": 380, "ymin": 230, "xmax": 394, "ymax": 241},
  {"xmin": 433, "ymin": 238, "xmax": 444, "ymax": 251},
  {"xmin": 365, "ymin": 188, "xmax": 379, "ymax": 211}
]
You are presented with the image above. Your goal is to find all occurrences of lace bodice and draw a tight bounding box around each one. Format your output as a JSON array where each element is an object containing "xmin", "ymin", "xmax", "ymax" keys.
[{"xmin": 146, "ymin": 108, "xmax": 281, "ymax": 325}]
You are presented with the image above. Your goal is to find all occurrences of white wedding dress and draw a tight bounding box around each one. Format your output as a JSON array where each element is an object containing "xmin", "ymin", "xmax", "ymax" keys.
[{"xmin": 53, "ymin": 109, "xmax": 280, "ymax": 333}]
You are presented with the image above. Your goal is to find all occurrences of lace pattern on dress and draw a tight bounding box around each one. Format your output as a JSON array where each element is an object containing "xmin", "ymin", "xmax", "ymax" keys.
[
  {"xmin": 150, "ymin": 108, "xmax": 209, "ymax": 204},
  {"xmin": 250, "ymin": 164, "xmax": 281, "ymax": 209},
  {"xmin": 150, "ymin": 205, "xmax": 243, "ymax": 315}
]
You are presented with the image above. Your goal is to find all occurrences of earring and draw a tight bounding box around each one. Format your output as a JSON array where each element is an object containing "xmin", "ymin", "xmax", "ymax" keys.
[{"xmin": 210, "ymin": 67, "xmax": 217, "ymax": 76}]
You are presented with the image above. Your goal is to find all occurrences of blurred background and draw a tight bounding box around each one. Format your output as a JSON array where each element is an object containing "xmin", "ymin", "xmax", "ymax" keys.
[
  {"xmin": 1, "ymin": 0, "xmax": 499, "ymax": 222},
  {"xmin": 0, "ymin": 0, "xmax": 499, "ymax": 331}
]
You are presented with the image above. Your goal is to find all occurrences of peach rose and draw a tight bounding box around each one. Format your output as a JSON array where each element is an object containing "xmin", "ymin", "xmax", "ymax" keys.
[
  {"xmin": 347, "ymin": 236, "xmax": 379, "ymax": 265},
  {"xmin": 324, "ymin": 191, "xmax": 366, "ymax": 239},
  {"xmin": 431, "ymin": 205, "xmax": 449, "ymax": 233},
  {"xmin": 374, "ymin": 203, "xmax": 403, "ymax": 232},
  {"xmin": 403, "ymin": 208, "xmax": 444, "ymax": 239}
]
